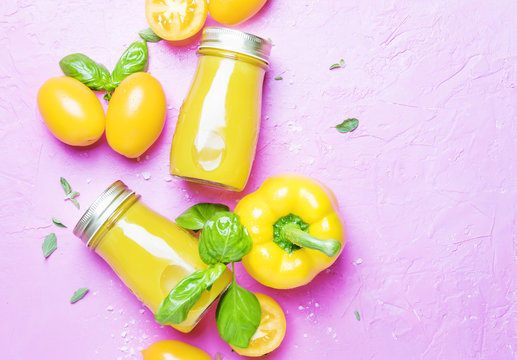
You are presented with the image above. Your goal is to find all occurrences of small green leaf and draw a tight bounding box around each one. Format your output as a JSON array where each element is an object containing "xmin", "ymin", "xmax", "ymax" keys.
[
  {"xmin": 329, "ymin": 59, "xmax": 345, "ymax": 70},
  {"xmin": 354, "ymin": 310, "xmax": 361, "ymax": 321},
  {"xmin": 176, "ymin": 203, "xmax": 230, "ymax": 231},
  {"xmin": 199, "ymin": 212, "xmax": 252, "ymax": 265},
  {"xmin": 52, "ymin": 217, "xmax": 66, "ymax": 228},
  {"xmin": 274, "ymin": 76, "xmax": 283, "ymax": 80},
  {"xmin": 60, "ymin": 177, "xmax": 71, "ymax": 195},
  {"xmin": 155, "ymin": 263, "xmax": 226, "ymax": 325},
  {"xmin": 42, "ymin": 233, "xmax": 57, "ymax": 258},
  {"xmin": 335, "ymin": 118, "xmax": 359, "ymax": 133},
  {"xmin": 106, "ymin": 40, "xmax": 148, "ymax": 92},
  {"xmin": 138, "ymin": 28, "xmax": 163, "ymax": 42},
  {"xmin": 70, "ymin": 198, "xmax": 80, "ymax": 209},
  {"xmin": 216, "ymin": 279, "xmax": 261, "ymax": 348},
  {"xmin": 59, "ymin": 53, "xmax": 110, "ymax": 91},
  {"xmin": 67, "ymin": 191, "xmax": 80, "ymax": 199},
  {"xmin": 70, "ymin": 288, "xmax": 89, "ymax": 304}
]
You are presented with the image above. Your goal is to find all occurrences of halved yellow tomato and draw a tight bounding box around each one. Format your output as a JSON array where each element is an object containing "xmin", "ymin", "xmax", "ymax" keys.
[
  {"xmin": 231, "ymin": 293, "xmax": 286, "ymax": 357},
  {"xmin": 142, "ymin": 340, "xmax": 212, "ymax": 360},
  {"xmin": 145, "ymin": 0, "xmax": 208, "ymax": 41}
]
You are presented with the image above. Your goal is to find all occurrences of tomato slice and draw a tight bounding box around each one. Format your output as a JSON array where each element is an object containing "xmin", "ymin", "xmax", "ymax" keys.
[
  {"xmin": 231, "ymin": 293, "xmax": 287, "ymax": 357},
  {"xmin": 145, "ymin": 0, "xmax": 208, "ymax": 41}
]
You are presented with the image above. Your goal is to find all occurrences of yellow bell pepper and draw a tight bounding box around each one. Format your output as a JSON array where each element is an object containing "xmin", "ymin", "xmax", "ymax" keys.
[{"xmin": 235, "ymin": 174, "xmax": 345, "ymax": 289}]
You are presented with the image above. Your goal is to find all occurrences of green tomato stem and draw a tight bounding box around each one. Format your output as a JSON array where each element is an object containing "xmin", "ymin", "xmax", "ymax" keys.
[{"xmin": 281, "ymin": 223, "xmax": 341, "ymax": 257}]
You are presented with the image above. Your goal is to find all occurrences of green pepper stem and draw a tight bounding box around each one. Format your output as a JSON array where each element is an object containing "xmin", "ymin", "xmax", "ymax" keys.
[{"xmin": 281, "ymin": 223, "xmax": 341, "ymax": 257}]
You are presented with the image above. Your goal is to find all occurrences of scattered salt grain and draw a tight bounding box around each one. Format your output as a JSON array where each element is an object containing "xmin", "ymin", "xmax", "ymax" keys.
[
  {"xmin": 86, "ymin": 178, "xmax": 91, "ymax": 184},
  {"xmin": 142, "ymin": 172, "xmax": 151, "ymax": 180},
  {"xmin": 121, "ymin": 331, "xmax": 127, "ymax": 338},
  {"xmin": 129, "ymin": 319, "xmax": 136, "ymax": 325},
  {"xmin": 164, "ymin": 175, "xmax": 173, "ymax": 182},
  {"xmin": 315, "ymin": 302, "xmax": 320, "ymax": 308},
  {"xmin": 106, "ymin": 305, "xmax": 114, "ymax": 311},
  {"xmin": 139, "ymin": 309, "xmax": 146, "ymax": 314},
  {"xmin": 142, "ymin": 333, "xmax": 149, "ymax": 339},
  {"xmin": 298, "ymin": 306, "xmax": 304, "ymax": 310},
  {"xmin": 355, "ymin": 258, "xmax": 364, "ymax": 265},
  {"xmin": 120, "ymin": 346, "xmax": 128, "ymax": 352},
  {"xmin": 303, "ymin": 333, "xmax": 308, "ymax": 338},
  {"xmin": 327, "ymin": 327, "xmax": 333, "ymax": 333}
]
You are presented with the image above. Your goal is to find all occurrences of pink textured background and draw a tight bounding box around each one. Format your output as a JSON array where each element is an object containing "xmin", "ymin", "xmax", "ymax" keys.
[{"xmin": 1, "ymin": 0, "xmax": 516, "ymax": 359}]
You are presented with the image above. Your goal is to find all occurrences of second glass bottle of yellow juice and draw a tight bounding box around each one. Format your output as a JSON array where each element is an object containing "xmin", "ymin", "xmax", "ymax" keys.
[{"xmin": 170, "ymin": 27, "xmax": 271, "ymax": 191}]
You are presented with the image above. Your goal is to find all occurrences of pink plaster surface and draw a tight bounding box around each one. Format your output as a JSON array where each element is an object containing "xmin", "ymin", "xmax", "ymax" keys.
[{"xmin": 1, "ymin": 0, "xmax": 516, "ymax": 359}]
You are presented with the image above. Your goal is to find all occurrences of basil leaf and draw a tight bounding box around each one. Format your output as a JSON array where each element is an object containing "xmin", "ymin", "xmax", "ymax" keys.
[
  {"xmin": 52, "ymin": 217, "xmax": 66, "ymax": 228},
  {"xmin": 335, "ymin": 118, "xmax": 359, "ymax": 133},
  {"xmin": 60, "ymin": 177, "xmax": 71, "ymax": 195},
  {"xmin": 107, "ymin": 40, "xmax": 148, "ymax": 91},
  {"xmin": 70, "ymin": 198, "xmax": 80, "ymax": 209},
  {"xmin": 354, "ymin": 310, "xmax": 361, "ymax": 321},
  {"xmin": 42, "ymin": 233, "xmax": 57, "ymax": 258},
  {"xmin": 176, "ymin": 203, "xmax": 230, "ymax": 231},
  {"xmin": 138, "ymin": 28, "xmax": 162, "ymax": 43},
  {"xmin": 274, "ymin": 76, "xmax": 283, "ymax": 80},
  {"xmin": 216, "ymin": 280, "xmax": 261, "ymax": 348},
  {"xmin": 70, "ymin": 288, "xmax": 89, "ymax": 303},
  {"xmin": 59, "ymin": 53, "xmax": 110, "ymax": 91},
  {"xmin": 155, "ymin": 263, "xmax": 226, "ymax": 325},
  {"xmin": 199, "ymin": 212, "xmax": 252, "ymax": 265}
]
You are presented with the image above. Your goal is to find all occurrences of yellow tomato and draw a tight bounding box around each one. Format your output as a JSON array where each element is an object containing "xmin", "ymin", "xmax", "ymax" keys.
[
  {"xmin": 231, "ymin": 293, "xmax": 286, "ymax": 357},
  {"xmin": 142, "ymin": 340, "xmax": 212, "ymax": 360},
  {"xmin": 37, "ymin": 76, "xmax": 105, "ymax": 146},
  {"xmin": 145, "ymin": 0, "xmax": 208, "ymax": 41},
  {"xmin": 106, "ymin": 72, "xmax": 166, "ymax": 158},
  {"xmin": 209, "ymin": 0, "xmax": 268, "ymax": 25}
]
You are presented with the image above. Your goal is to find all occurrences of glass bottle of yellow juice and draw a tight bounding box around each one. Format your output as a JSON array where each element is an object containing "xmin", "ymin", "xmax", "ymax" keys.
[
  {"xmin": 170, "ymin": 27, "xmax": 271, "ymax": 191},
  {"xmin": 73, "ymin": 181, "xmax": 232, "ymax": 333}
]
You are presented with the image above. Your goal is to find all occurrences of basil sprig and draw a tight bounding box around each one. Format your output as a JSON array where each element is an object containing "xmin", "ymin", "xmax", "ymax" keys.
[
  {"xmin": 155, "ymin": 263, "xmax": 226, "ymax": 325},
  {"xmin": 175, "ymin": 203, "xmax": 229, "ymax": 231},
  {"xmin": 59, "ymin": 39, "xmax": 149, "ymax": 100},
  {"xmin": 216, "ymin": 273, "xmax": 261, "ymax": 348},
  {"xmin": 157, "ymin": 203, "xmax": 260, "ymax": 348}
]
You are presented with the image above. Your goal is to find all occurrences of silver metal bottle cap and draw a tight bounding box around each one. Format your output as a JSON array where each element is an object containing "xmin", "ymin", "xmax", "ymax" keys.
[
  {"xmin": 199, "ymin": 27, "xmax": 272, "ymax": 64},
  {"xmin": 73, "ymin": 181, "xmax": 136, "ymax": 247}
]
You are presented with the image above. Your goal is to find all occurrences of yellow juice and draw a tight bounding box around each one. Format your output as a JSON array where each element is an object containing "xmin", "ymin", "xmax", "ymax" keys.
[
  {"xmin": 74, "ymin": 181, "xmax": 232, "ymax": 333},
  {"xmin": 170, "ymin": 28, "xmax": 271, "ymax": 191}
]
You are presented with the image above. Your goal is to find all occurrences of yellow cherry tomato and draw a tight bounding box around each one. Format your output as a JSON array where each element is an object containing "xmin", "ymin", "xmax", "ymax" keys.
[
  {"xmin": 142, "ymin": 340, "xmax": 212, "ymax": 360},
  {"xmin": 106, "ymin": 72, "xmax": 166, "ymax": 158},
  {"xmin": 37, "ymin": 76, "xmax": 105, "ymax": 146},
  {"xmin": 231, "ymin": 293, "xmax": 286, "ymax": 357},
  {"xmin": 145, "ymin": 0, "xmax": 208, "ymax": 41},
  {"xmin": 209, "ymin": 0, "xmax": 268, "ymax": 26}
]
